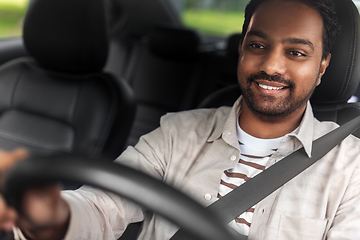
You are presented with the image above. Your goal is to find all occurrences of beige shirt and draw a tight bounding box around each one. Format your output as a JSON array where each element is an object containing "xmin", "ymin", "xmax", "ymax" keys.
[{"xmin": 62, "ymin": 97, "xmax": 360, "ymax": 240}]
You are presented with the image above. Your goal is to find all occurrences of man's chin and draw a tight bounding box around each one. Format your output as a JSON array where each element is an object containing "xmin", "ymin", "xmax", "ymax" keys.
[{"xmin": 246, "ymin": 102, "xmax": 295, "ymax": 121}]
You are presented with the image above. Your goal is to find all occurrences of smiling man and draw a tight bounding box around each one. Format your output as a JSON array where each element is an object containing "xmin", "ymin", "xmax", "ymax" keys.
[
  {"xmin": 1, "ymin": 0, "xmax": 360, "ymax": 240},
  {"xmin": 238, "ymin": 0, "xmax": 331, "ymax": 139}
]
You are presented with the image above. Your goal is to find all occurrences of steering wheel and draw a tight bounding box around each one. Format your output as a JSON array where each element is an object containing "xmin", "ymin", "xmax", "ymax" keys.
[{"xmin": 2, "ymin": 154, "xmax": 243, "ymax": 240}]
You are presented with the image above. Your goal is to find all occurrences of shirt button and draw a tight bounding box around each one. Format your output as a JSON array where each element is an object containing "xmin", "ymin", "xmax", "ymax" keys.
[
  {"xmin": 204, "ymin": 193, "xmax": 212, "ymax": 200},
  {"xmin": 230, "ymin": 155, "xmax": 237, "ymax": 161}
]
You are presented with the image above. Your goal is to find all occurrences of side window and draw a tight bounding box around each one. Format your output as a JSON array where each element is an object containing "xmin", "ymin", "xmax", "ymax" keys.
[
  {"xmin": 172, "ymin": 0, "xmax": 246, "ymax": 37},
  {"xmin": 0, "ymin": 0, "xmax": 30, "ymax": 38}
]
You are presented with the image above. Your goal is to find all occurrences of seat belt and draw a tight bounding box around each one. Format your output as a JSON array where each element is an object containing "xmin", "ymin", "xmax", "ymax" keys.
[{"xmin": 170, "ymin": 115, "xmax": 360, "ymax": 240}]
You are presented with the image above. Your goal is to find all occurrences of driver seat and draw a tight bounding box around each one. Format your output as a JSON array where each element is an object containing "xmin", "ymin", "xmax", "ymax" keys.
[
  {"xmin": 0, "ymin": 0, "xmax": 136, "ymax": 159},
  {"xmin": 198, "ymin": 0, "xmax": 360, "ymax": 137}
]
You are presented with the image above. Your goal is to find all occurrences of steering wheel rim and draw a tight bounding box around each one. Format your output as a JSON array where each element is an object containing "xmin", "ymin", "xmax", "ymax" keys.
[{"xmin": 3, "ymin": 154, "xmax": 243, "ymax": 240}]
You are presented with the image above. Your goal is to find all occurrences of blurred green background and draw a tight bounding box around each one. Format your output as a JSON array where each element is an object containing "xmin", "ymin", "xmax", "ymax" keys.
[
  {"xmin": 183, "ymin": 9, "xmax": 244, "ymax": 37},
  {"xmin": 0, "ymin": 0, "xmax": 244, "ymax": 39},
  {"xmin": 1, "ymin": 0, "xmax": 359, "ymax": 39},
  {"xmin": 180, "ymin": 0, "xmax": 246, "ymax": 37},
  {"xmin": 0, "ymin": 0, "xmax": 29, "ymax": 38}
]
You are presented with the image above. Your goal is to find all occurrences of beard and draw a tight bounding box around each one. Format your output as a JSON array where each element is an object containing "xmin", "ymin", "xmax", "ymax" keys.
[{"xmin": 239, "ymin": 71, "xmax": 318, "ymax": 120}]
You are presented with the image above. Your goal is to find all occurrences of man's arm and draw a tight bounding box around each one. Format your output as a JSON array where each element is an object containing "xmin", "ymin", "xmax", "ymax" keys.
[
  {"xmin": 1, "ymin": 112, "xmax": 185, "ymax": 239},
  {"xmin": 0, "ymin": 149, "xmax": 145, "ymax": 240}
]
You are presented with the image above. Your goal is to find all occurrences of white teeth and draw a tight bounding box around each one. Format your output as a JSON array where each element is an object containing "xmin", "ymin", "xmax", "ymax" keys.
[{"xmin": 258, "ymin": 83, "xmax": 284, "ymax": 90}]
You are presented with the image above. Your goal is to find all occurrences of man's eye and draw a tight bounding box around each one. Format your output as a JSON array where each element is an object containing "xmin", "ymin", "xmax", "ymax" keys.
[
  {"xmin": 289, "ymin": 51, "xmax": 306, "ymax": 57},
  {"xmin": 249, "ymin": 43, "xmax": 265, "ymax": 49}
]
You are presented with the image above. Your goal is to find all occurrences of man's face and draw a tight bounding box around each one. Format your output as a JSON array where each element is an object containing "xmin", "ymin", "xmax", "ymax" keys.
[{"xmin": 238, "ymin": 0, "xmax": 330, "ymax": 120}]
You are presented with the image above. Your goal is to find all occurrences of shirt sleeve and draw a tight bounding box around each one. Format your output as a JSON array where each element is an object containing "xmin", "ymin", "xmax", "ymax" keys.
[
  {"xmin": 58, "ymin": 116, "xmax": 173, "ymax": 240},
  {"xmin": 62, "ymin": 186, "xmax": 144, "ymax": 240},
  {"xmin": 60, "ymin": 110, "xmax": 213, "ymax": 239},
  {"xmin": 115, "ymin": 114, "xmax": 176, "ymax": 180}
]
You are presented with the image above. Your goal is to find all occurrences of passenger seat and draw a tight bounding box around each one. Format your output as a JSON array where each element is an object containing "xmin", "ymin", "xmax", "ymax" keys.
[{"xmin": 124, "ymin": 26, "xmax": 203, "ymax": 146}]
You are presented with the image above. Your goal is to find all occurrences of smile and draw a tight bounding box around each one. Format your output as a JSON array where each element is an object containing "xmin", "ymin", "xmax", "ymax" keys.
[{"xmin": 258, "ymin": 83, "xmax": 285, "ymax": 90}]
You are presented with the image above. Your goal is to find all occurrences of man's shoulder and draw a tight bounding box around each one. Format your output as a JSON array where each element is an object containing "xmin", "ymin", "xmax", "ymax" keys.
[
  {"xmin": 314, "ymin": 118, "xmax": 360, "ymax": 166},
  {"xmin": 342, "ymin": 132, "xmax": 360, "ymax": 153},
  {"xmin": 314, "ymin": 118, "xmax": 360, "ymax": 144}
]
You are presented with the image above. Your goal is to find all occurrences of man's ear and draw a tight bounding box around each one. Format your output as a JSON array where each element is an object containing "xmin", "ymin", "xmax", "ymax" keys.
[{"xmin": 317, "ymin": 53, "xmax": 331, "ymax": 86}]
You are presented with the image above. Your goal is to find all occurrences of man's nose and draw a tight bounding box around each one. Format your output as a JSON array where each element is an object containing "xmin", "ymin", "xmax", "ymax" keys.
[{"xmin": 259, "ymin": 48, "xmax": 286, "ymax": 76}]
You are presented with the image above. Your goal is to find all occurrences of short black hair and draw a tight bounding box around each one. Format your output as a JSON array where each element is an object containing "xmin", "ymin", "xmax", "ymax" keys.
[{"xmin": 241, "ymin": 0, "xmax": 341, "ymax": 59}]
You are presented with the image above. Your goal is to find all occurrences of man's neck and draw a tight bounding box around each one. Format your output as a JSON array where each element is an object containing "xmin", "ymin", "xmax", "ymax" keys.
[{"xmin": 239, "ymin": 101, "xmax": 306, "ymax": 139}]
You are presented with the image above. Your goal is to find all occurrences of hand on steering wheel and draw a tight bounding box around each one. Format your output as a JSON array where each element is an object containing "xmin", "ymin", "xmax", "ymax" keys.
[
  {"xmin": 2, "ymin": 154, "xmax": 243, "ymax": 240},
  {"xmin": 0, "ymin": 150, "xmax": 69, "ymax": 240}
]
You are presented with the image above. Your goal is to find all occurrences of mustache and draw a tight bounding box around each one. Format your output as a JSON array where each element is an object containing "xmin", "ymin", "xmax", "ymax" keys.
[{"xmin": 247, "ymin": 72, "xmax": 293, "ymax": 87}]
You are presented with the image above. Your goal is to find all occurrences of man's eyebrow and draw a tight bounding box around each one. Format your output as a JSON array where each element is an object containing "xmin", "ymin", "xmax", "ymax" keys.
[
  {"xmin": 246, "ymin": 30, "xmax": 268, "ymax": 40},
  {"xmin": 282, "ymin": 38, "xmax": 315, "ymax": 51}
]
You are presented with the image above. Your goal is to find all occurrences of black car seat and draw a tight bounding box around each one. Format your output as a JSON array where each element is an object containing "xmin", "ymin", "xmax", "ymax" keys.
[
  {"xmin": 124, "ymin": 26, "xmax": 202, "ymax": 146},
  {"xmin": 0, "ymin": 0, "xmax": 136, "ymax": 159},
  {"xmin": 198, "ymin": 0, "xmax": 360, "ymax": 137}
]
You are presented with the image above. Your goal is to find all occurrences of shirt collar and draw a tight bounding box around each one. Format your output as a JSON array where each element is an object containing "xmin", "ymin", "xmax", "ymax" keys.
[
  {"xmin": 286, "ymin": 101, "xmax": 314, "ymax": 158},
  {"xmin": 208, "ymin": 97, "xmax": 242, "ymax": 149},
  {"xmin": 207, "ymin": 97, "xmax": 315, "ymax": 157}
]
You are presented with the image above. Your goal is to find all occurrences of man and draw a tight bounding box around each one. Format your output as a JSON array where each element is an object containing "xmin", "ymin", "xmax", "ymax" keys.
[{"xmin": 1, "ymin": 0, "xmax": 360, "ymax": 239}]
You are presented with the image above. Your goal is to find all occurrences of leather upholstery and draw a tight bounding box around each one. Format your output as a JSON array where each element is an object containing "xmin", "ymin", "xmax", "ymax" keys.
[
  {"xmin": 0, "ymin": 0, "xmax": 136, "ymax": 159},
  {"xmin": 23, "ymin": 0, "xmax": 108, "ymax": 73},
  {"xmin": 148, "ymin": 26, "xmax": 201, "ymax": 59},
  {"xmin": 312, "ymin": 0, "xmax": 360, "ymax": 104},
  {"xmin": 125, "ymin": 26, "xmax": 202, "ymax": 146}
]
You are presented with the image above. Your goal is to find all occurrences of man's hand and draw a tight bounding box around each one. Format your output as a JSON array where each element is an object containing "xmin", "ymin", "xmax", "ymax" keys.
[
  {"xmin": 0, "ymin": 149, "xmax": 70, "ymax": 240},
  {"xmin": 0, "ymin": 149, "xmax": 29, "ymax": 233}
]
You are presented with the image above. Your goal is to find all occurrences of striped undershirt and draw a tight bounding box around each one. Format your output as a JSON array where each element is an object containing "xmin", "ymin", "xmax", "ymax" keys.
[{"xmin": 217, "ymin": 120, "xmax": 283, "ymax": 236}]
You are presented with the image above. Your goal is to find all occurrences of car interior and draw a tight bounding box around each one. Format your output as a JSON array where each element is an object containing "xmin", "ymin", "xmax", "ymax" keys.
[{"xmin": 0, "ymin": 0, "xmax": 360, "ymax": 239}]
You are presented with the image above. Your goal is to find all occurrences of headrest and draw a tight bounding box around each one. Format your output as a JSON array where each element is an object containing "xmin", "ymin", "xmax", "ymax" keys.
[
  {"xmin": 148, "ymin": 26, "xmax": 201, "ymax": 60},
  {"xmin": 226, "ymin": 33, "xmax": 242, "ymax": 59},
  {"xmin": 311, "ymin": 0, "xmax": 360, "ymax": 104},
  {"xmin": 23, "ymin": 0, "xmax": 109, "ymax": 73}
]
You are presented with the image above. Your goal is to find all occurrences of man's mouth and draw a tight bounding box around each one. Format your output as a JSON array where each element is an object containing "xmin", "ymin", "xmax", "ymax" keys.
[
  {"xmin": 247, "ymin": 72, "xmax": 292, "ymax": 92},
  {"xmin": 258, "ymin": 83, "xmax": 285, "ymax": 90}
]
